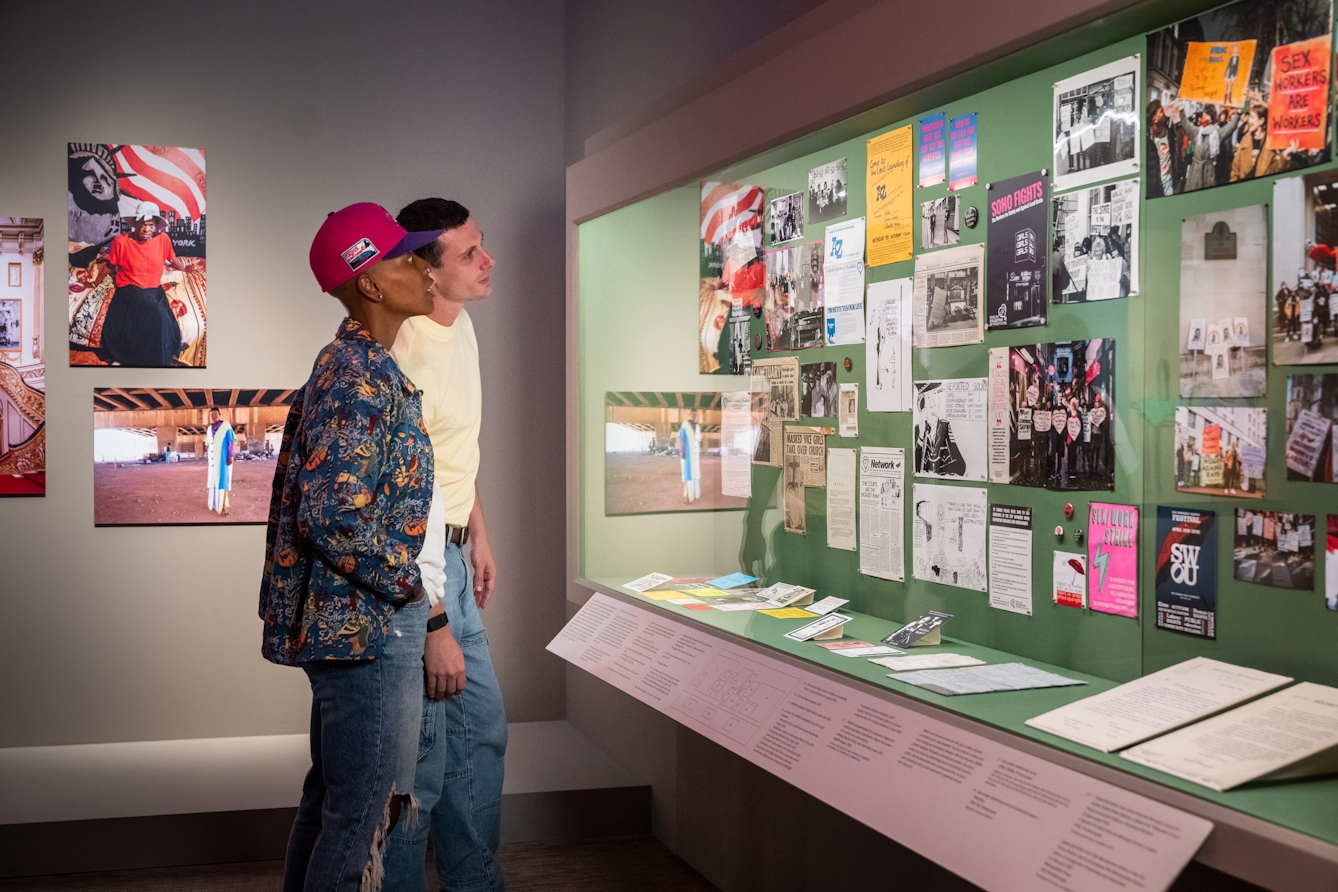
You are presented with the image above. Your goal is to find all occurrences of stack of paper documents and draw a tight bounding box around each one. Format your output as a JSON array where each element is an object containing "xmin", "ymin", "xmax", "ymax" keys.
[{"xmin": 889, "ymin": 663, "xmax": 1085, "ymax": 696}]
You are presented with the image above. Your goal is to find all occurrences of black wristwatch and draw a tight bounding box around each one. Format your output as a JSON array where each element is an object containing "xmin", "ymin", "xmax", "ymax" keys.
[{"xmin": 426, "ymin": 612, "xmax": 450, "ymax": 634}]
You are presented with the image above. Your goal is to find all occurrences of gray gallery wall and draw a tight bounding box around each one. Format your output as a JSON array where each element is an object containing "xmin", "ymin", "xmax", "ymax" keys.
[{"xmin": 0, "ymin": 0, "xmax": 567, "ymax": 748}]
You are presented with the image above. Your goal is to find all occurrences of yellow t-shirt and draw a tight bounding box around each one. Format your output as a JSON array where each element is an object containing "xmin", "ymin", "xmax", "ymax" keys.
[{"xmin": 391, "ymin": 310, "xmax": 481, "ymax": 527}]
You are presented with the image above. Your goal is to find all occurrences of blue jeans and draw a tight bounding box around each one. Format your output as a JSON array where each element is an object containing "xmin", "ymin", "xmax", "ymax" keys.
[
  {"xmin": 384, "ymin": 543, "xmax": 508, "ymax": 891},
  {"xmin": 283, "ymin": 596, "xmax": 428, "ymax": 892}
]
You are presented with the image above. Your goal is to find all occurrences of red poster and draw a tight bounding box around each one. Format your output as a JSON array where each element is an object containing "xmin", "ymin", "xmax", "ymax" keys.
[
  {"xmin": 1200, "ymin": 423, "xmax": 1221, "ymax": 455},
  {"xmin": 1266, "ymin": 35, "xmax": 1332, "ymax": 151}
]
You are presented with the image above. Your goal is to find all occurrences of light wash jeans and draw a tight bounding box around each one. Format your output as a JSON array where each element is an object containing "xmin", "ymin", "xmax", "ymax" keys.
[
  {"xmin": 384, "ymin": 542, "xmax": 508, "ymax": 891},
  {"xmin": 284, "ymin": 596, "xmax": 428, "ymax": 892}
]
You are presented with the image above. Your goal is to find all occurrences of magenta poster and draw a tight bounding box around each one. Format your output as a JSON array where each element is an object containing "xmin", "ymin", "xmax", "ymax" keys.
[{"xmin": 1089, "ymin": 502, "xmax": 1138, "ymax": 617}]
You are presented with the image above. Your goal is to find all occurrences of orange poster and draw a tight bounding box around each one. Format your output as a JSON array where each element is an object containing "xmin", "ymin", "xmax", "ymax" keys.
[
  {"xmin": 1200, "ymin": 423, "xmax": 1221, "ymax": 455},
  {"xmin": 1266, "ymin": 35, "xmax": 1332, "ymax": 150},
  {"xmin": 865, "ymin": 125, "xmax": 913, "ymax": 267},
  {"xmin": 1178, "ymin": 40, "xmax": 1257, "ymax": 106}
]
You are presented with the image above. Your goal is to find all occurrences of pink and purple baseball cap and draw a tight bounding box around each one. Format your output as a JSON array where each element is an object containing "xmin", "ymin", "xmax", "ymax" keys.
[{"xmin": 309, "ymin": 202, "xmax": 442, "ymax": 292}]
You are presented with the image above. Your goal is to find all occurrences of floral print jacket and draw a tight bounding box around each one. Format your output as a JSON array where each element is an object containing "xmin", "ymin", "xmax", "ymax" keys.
[{"xmin": 260, "ymin": 318, "xmax": 433, "ymax": 664}]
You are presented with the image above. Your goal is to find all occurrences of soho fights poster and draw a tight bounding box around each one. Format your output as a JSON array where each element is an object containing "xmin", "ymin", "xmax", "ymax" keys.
[{"xmin": 986, "ymin": 171, "xmax": 1048, "ymax": 330}]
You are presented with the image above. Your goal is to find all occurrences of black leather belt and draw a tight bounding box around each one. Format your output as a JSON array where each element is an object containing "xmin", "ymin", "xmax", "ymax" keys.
[{"xmin": 446, "ymin": 524, "xmax": 470, "ymax": 547}]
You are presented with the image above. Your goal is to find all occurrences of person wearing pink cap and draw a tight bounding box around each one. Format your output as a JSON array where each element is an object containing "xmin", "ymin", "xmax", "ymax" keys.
[{"xmin": 258, "ymin": 203, "xmax": 442, "ymax": 892}]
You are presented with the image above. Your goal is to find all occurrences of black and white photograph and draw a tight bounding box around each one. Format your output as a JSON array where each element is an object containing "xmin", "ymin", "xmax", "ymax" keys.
[
  {"xmin": 1053, "ymin": 177, "xmax": 1139, "ymax": 302},
  {"xmin": 0, "ymin": 299, "xmax": 19, "ymax": 349},
  {"xmin": 920, "ymin": 195, "xmax": 959, "ymax": 250},
  {"xmin": 807, "ymin": 158, "xmax": 848, "ymax": 223},
  {"xmin": 768, "ymin": 191, "xmax": 804, "ymax": 245},
  {"xmin": 1285, "ymin": 373, "xmax": 1338, "ymax": 482},
  {"xmin": 913, "ymin": 378, "xmax": 988, "ymax": 482},
  {"xmin": 726, "ymin": 304, "xmax": 751, "ymax": 375},
  {"xmin": 801, "ymin": 361, "xmax": 838, "ymax": 418},
  {"xmin": 1234, "ymin": 510, "xmax": 1317, "ymax": 590},
  {"xmin": 912, "ymin": 243, "xmax": 984, "ymax": 348},
  {"xmin": 985, "ymin": 170, "xmax": 1048, "ymax": 330},
  {"xmin": 764, "ymin": 242, "xmax": 824, "ymax": 351},
  {"xmin": 1053, "ymin": 56, "xmax": 1140, "ymax": 191},
  {"xmin": 1179, "ymin": 205, "xmax": 1267, "ymax": 398},
  {"xmin": 1271, "ymin": 170, "xmax": 1338, "ymax": 365}
]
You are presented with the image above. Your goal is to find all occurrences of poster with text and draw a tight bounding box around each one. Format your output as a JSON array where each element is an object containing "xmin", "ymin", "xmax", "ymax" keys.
[
  {"xmin": 68, "ymin": 143, "xmax": 207, "ymax": 368},
  {"xmin": 1054, "ymin": 551, "xmax": 1087, "ymax": 608},
  {"xmin": 947, "ymin": 114, "xmax": 978, "ymax": 191},
  {"xmin": 986, "ymin": 171, "xmax": 1048, "ymax": 330},
  {"xmin": 751, "ymin": 358, "xmax": 799, "ymax": 466},
  {"xmin": 764, "ymin": 242, "xmax": 824, "ymax": 351},
  {"xmin": 1052, "ymin": 56, "xmax": 1139, "ymax": 191},
  {"xmin": 987, "ymin": 340, "xmax": 1116, "ymax": 491},
  {"xmin": 1234, "ymin": 509, "xmax": 1316, "ymax": 590},
  {"xmin": 768, "ymin": 191, "xmax": 804, "ymax": 245},
  {"xmin": 989, "ymin": 505, "xmax": 1033, "ymax": 615},
  {"xmin": 866, "ymin": 127, "xmax": 913, "ymax": 267},
  {"xmin": 918, "ymin": 113, "xmax": 947, "ymax": 188},
  {"xmin": 1155, "ymin": 507, "xmax": 1217, "ymax": 638},
  {"xmin": 1053, "ymin": 177, "xmax": 1139, "ymax": 302},
  {"xmin": 701, "ymin": 181, "xmax": 765, "ymax": 373},
  {"xmin": 1145, "ymin": 0, "xmax": 1332, "ymax": 198},
  {"xmin": 807, "ymin": 159, "xmax": 847, "ymax": 224},
  {"xmin": 912, "ymin": 482, "xmax": 987, "ymax": 592},
  {"xmin": 1271, "ymin": 172, "xmax": 1338, "ymax": 365},
  {"xmin": 865, "ymin": 278, "xmax": 912, "ymax": 413},
  {"xmin": 0, "ymin": 217, "xmax": 44, "ymax": 495},
  {"xmin": 823, "ymin": 217, "xmax": 866, "ymax": 345},
  {"xmin": 1179, "ymin": 205, "xmax": 1267, "ymax": 398},
  {"xmin": 1088, "ymin": 503, "xmax": 1138, "ymax": 617},
  {"xmin": 912, "ymin": 243, "xmax": 984, "ymax": 348},
  {"xmin": 913, "ymin": 378, "xmax": 988, "ymax": 482},
  {"xmin": 94, "ymin": 387, "xmax": 289, "ymax": 525},
  {"xmin": 1285, "ymin": 374, "xmax": 1337, "ymax": 481},
  {"xmin": 920, "ymin": 195, "xmax": 960, "ymax": 250},
  {"xmin": 1175, "ymin": 406, "xmax": 1267, "ymax": 497}
]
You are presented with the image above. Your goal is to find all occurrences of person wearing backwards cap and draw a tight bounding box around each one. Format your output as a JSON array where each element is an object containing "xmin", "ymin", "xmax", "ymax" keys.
[
  {"xmin": 258, "ymin": 202, "xmax": 441, "ymax": 892},
  {"xmin": 99, "ymin": 200, "xmax": 189, "ymax": 366}
]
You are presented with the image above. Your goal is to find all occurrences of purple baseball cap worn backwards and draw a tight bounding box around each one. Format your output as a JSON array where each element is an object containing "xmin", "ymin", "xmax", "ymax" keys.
[{"xmin": 309, "ymin": 202, "xmax": 442, "ymax": 292}]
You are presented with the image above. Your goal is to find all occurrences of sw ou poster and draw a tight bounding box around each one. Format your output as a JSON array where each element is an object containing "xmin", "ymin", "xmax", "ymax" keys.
[
  {"xmin": 1052, "ymin": 177, "xmax": 1139, "ymax": 303},
  {"xmin": 1235, "ymin": 509, "xmax": 1316, "ymax": 590},
  {"xmin": 68, "ymin": 143, "xmax": 207, "ymax": 368},
  {"xmin": 1174, "ymin": 406, "xmax": 1267, "ymax": 497},
  {"xmin": 1155, "ymin": 507, "xmax": 1217, "ymax": 639},
  {"xmin": 987, "ymin": 340, "xmax": 1115, "ymax": 491},
  {"xmin": 912, "ymin": 482, "xmax": 987, "ymax": 592},
  {"xmin": 1145, "ymin": 0, "xmax": 1333, "ymax": 199},
  {"xmin": 1052, "ymin": 56, "xmax": 1140, "ymax": 192},
  {"xmin": 1271, "ymin": 172, "xmax": 1338, "ymax": 366},
  {"xmin": 700, "ymin": 181, "xmax": 765, "ymax": 373},
  {"xmin": 1179, "ymin": 205, "xmax": 1267, "ymax": 398},
  {"xmin": 985, "ymin": 171, "xmax": 1048, "ymax": 330},
  {"xmin": 912, "ymin": 243, "xmax": 984, "ymax": 348},
  {"xmin": 1284, "ymin": 374, "xmax": 1337, "ymax": 482},
  {"xmin": 913, "ymin": 379, "xmax": 988, "ymax": 482},
  {"xmin": 764, "ymin": 241, "xmax": 824, "ymax": 351}
]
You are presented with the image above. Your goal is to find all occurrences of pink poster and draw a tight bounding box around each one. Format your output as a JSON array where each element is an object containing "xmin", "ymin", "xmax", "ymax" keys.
[{"xmin": 1088, "ymin": 502, "xmax": 1139, "ymax": 617}]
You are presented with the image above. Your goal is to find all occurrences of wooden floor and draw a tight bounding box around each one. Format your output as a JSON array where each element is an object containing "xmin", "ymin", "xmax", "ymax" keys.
[{"xmin": 0, "ymin": 836, "xmax": 719, "ymax": 892}]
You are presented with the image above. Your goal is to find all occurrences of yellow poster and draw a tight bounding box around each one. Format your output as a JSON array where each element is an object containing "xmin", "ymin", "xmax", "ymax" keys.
[
  {"xmin": 866, "ymin": 125, "xmax": 913, "ymax": 267},
  {"xmin": 1177, "ymin": 40, "xmax": 1257, "ymax": 107}
]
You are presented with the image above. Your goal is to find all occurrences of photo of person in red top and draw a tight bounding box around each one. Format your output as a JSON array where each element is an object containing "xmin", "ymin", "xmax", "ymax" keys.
[{"xmin": 98, "ymin": 201, "xmax": 189, "ymax": 366}]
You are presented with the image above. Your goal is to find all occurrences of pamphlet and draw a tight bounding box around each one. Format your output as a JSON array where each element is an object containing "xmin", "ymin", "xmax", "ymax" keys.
[
  {"xmin": 827, "ymin": 448, "xmax": 858, "ymax": 551},
  {"xmin": 784, "ymin": 613, "xmax": 854, "ymax": 641},
  {"xmin": 758, "ymin": 607, "xmax": 817, "ymax": 619},
  {"xmin": 883, "ymin": 610, "xmax": 953, "ymax": 647},
  {"xmin": 623, "ymin": 572, "xmax": 673, "ymax": 592},
  {"xmin": 890, "ymin": 663, "xmax": 1085, "ymax": 696},
  {"xmin": 870, "ymin": 653, "xmax": 985, "ymax": 671},
  {"xmin": 859, "ymin": 447, "xmax": 905, "ymax": 581},
  {"xmin": 815, "ymin": 640, "xmax": 904, "ymax": 657},
  {"xmin": 806, "ymin": 596, "xmax": 849, "ymax": 616},
  {"xmin": 988, "ymin": 505, "xmax": 1033, "ymax": 616},
  {"xmin": 1053, "ymin": 551, "xmax": 1087, "ymax": 608},
  {"xmin": 706, "ymin": 573, "xmax": 758, "ymax": 590},
  {"xmin": 756, "ymin": 582, "xmax": 816, "ymax": 607}
]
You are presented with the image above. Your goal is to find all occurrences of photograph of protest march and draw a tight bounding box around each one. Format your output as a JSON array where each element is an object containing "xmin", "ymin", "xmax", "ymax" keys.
[
  {"xmin": 1234, "ymin": 509, "xmax": 1316, "ymax": 590},
  {"xmin": 1271, "ymin": 170, "xmax": 1338, "ymax": 364},
  {"xmin": 991, "ymin": 339, "xmax": 1116, "ymax": 491},
  {"xmin": 68, "ymin": 144, "xmax": 207, "ymax": 368},
  {"xmin": 0, "ymin": 218, "xmax": 45, "ymax": 495},
  {"xmin": 913, "ymin": 243, "xmax": 984, "ymax": 348},
  {"xmin": 1179, "ymin": 205, "xmax": 1267, "ymax": 398},
  {"xmin": 1053, "ymin": 56, "xmax": 1140, "ymax": 191},
  {"xmin": 920, "ymin": 195, "xmax": 959, "ymax": 250},
  {"xmin": 801, "ymin": 361, "xmax": 837, "ymax": 418},
  {"xmin": 807, "ymin": 159, "xmax": 847, "ymax": 223},
  {"xmin": 1175, "ymin": 406, "xmax": 1267, "ymax": 497},
  {"xmin": 1052, "ymin": 178, "xmax": 1139, "ymax": 302},
  {"xmin": 765, "ymin": 242, "xmax": 824, "ymax": 351},
  {"xmin": 985, "ymin": 171, "xmax": 1048, "ymax": 330},
  {"xmin": 1285, "ymin": 373, "xmax": 1338, "ymax": 482},
  {"xmin": 93, "ymin": 388, "xmax": 291, "ymax": 525},
  {"xmin": 769, "ymin": 191, "xmax": 804, "ymax": 245},
  {"xmin": 700, "ymin": 181, "xmax": 765, "ymax": 373},
  {"xmin": 1146, "ymin": 0, "xmax": 1333, "ymax": 198},
  {"xmin": 605, "ymin": 392, "xmax": 746, "ymax": 515}
]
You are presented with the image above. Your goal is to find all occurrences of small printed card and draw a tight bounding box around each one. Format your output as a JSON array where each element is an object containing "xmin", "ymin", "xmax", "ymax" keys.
[
  {"xmin": 882, "ymin": 610, "xmax": 953, "ymax": 647},
  {"xmin": 784, "ymin": 613, "xmax": 854, "ymax": 641},
  {"xmin": 623, "ymin": 572, "xmax": 673, "ymax": 592}
]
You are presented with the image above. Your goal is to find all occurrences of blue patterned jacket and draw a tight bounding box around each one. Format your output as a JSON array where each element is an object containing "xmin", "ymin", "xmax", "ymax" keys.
[{"xmin": 259, "ymin": 318, "xmax": 434, "ymax": 665}]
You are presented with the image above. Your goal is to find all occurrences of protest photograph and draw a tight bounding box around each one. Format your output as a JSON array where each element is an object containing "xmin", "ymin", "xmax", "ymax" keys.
[
  {"xmin": 1285, "ymin": 373, "xmax": 1337, "ymax": 482},
  {"xmin": 604, "ymin": 391, "xmax": 746, "ymax": 515},
  {"xmin": 93, "ymin": 388, "xmax": 288, "ymax": 525},
  {"xmin": 920, "ymin": 195, "xmax": 959, "ymax": 250},
  {"xmin": 1052, "ymin": 177, "xmax": 1139, "ymax": 303},
  {"xmin": 765, "ymin": 242, "xmax": 824, "ymax": 351},
  {"xmin": 1053, "ymin": 56, "xmax": 1140, "ymax": 191},
  {"xmin": 1145, "ymin": 0, "xmax": 1332, "ymax": 198},
  {"xmin": 807, "ymin": 159, "xmax": 848, "ymax": 223},
  {"xmin": 768, "ymin": 191, "xmax": 804, "ymax": 245},
  {"xmin": 68, "ymin": 144, "xmax": 207, "ymax": 367},
  {"xmin": 1174, "ymin": 406, "xmax": 1267, "ymax": 497},
  {"xmin": 1271, "ymin": 171, "xmax": 1338, "ymax": 364},
  {"xmin": 800, "ymin": 361, "xmax": 838, "ymax": 418},
  {"xmin": 1179, "ymin": 205, "xmax": 1267, "ymax": 398},
  {"xmin": 1234, "ymin": 509, "xmax": 1317, "ymax": 590}
]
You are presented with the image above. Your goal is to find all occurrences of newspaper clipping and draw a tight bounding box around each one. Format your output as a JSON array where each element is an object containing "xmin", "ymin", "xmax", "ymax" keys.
[
  {"xmin": 860, "ymin": 447, "xmax": 905, "ymax": 581},
  {"xmin": 913, "ymin": 243, "xmax": 984, "ymax": 348},
  {"xmin": 751, "ymin": 357, "xmax": 799, "ymax": 467}
]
